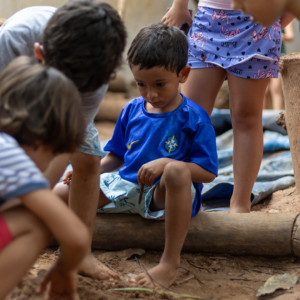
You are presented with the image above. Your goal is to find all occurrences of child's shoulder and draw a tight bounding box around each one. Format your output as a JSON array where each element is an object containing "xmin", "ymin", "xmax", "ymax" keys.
[
  {"xmin": 0, "ymin": 132, "xmax": 18, "ymax": 148},
  {"xmin": 0, "ymin": 6, "xmax": 56, "ymax": 40},
  {"xmin": 121, "ymin": 96, "xmax": 144, "ymax": 113},
  {"xmin": 0, "ymin": 133, "xmax": 28, "ymax": 162},
  {"xmin": 117, "ymin": 96, "xmax": 144, "ymax": 122},
  {"xmin": 126, "ymin": 96, "xmax": 144, "ymax": 106},
  {"xmin": 3, "ymin": 6, "xmax": 56, "ymax": 28},
  {"xmin": 182, "ymin": 94, "xmax": 211, "ymax": 124}
]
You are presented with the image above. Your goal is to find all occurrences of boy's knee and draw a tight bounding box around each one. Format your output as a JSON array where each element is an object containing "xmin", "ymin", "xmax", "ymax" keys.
[
  {"xmin": 163, "ymin": 161, "xmax": 191, "ymax": 186},
  {"xmin": 71, "ymin": 152, "xmax": 100, "ymax": 175}
]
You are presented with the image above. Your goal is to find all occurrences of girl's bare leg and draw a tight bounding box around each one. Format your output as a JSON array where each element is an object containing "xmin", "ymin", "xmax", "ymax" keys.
[
  {"xmin": 53, "ymin": 182, "xmax": 111, "ymax": 208},
  {"xmin": 181, "ymin": 67, "xmax": 226, "ymax": 115},
  {"xmin": 130, "ymin": 161, "xmax": 192, "ymax": 288},
  {"xmin": 227, "ymin": 73, "xmax": 269, "ymax": 213},
  {"xmin": 53, "ymin": 152, "xmax": 118, "ymax": 280},
  {"xmin": 0, "ymin": 206, "xmax": 51, "ymax": 299},
  {"xmin": 53, "ymin": 182, "xmax": 70, "ymax": 204},
  {"xmin": 269, "ymin": 76, "xmax": 284, "ymax": 110},
  {"xmin": 263, "ymin": 81, "xmax": 271, "ymax": 109}
]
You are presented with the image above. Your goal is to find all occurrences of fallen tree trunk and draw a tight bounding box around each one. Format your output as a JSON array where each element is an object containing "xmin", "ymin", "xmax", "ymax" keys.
[
  {"xmin": 91, "ymin": 212, "xmax": 300, "ymax": 257},
  {"xmin": 95, "ymin": 93, "xmax": 128, "ymax": 122}
]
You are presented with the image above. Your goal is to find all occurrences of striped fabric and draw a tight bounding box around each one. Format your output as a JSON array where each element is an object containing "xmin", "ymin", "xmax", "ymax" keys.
[{"xmin": 0, "ymin": 133, "xmax": 49, "ymax": 206}]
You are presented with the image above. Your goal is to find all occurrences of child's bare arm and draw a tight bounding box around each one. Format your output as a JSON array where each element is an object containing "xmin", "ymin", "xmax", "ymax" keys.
[
  {"xmin": 282, "ymin": 21, "xmax": 295, "ymax": 42},
  {"xmin": 100, "ymin": 152, "xmax": 124, "ymax": 174},
  {"xmin": 138, "ymin": 158, "xmax": 216, "ymax": 186},
  {"xmin": 20, "ymin": 189, "xmax": 89, "ymax": 297},
  {"xmin": 44, "ymin": 153, "xmax": 71, "ymax": 188},
  {"xmin": 21, "ymin": 189, "xmax": 89, "ymax": 269},
  {"xmin": 232, "ymin": 0, "xmax": 300, "ymax": 27},
  {"xmin": 185, "ymin": 162, "xmax": 216, "ymax": 183},
  {"xmin": 161, "ymin": 0, "xmax": 192, "ymax": 28},
  {"xmin": 62, "ymin": 152, "xmax": 124, "ymax": 184},
  {"xmin": 280, "ymin": 12, "xmax": 294, "ymax": 29}
]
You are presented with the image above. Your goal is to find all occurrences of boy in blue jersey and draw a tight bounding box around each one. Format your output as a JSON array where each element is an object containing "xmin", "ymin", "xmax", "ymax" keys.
[{"xmin": 55, "ymin": 23, "xmax": 218, "ymax": 288}]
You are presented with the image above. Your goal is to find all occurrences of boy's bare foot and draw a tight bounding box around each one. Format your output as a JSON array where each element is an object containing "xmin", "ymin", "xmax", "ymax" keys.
[
  {"xmin": 130, "ymin": 262, "xmax": 177, "ymax": 288},
  {"xmin": 78, "ymin": 253, "xmax": 119, "ymax": 280}
]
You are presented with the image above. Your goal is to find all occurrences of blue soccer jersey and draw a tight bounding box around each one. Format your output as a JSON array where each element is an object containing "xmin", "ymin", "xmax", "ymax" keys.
[{"xmin": 104, "ymin": 94, "xmax": 218, "ymax": 217}]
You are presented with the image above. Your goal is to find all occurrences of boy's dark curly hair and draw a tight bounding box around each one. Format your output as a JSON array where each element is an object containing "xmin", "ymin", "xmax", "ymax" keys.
[
  {"xmin": 42, "ymin": 0, "xmax": 127, "ymax": 93},
  {"xmin": 127, "ymin": 23, "xmax": 188, "ymax": 75},
  {"xmin": 0, "ymin": 56, "xmax": 85, "ymax": 153}
]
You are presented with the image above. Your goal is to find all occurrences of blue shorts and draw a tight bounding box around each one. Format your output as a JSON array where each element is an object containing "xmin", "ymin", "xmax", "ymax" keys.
[
  {"xmin": 97, "ymin": 173, "xmax": 196, "ymax": 220},
  {"xmin": 187, "ymin": 6, "xmax": 281, "ymax": 79},
  {"xmin": 78, "ymin": 121, "xmax": 106, "ymax": 157}
]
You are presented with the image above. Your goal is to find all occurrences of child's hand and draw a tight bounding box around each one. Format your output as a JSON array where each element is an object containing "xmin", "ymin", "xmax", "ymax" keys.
[
  {"xmin": 63, "ymin": 170, "xmax": 73, "ymax": 185},
  {"xmin": 40, "ymin": 260, "xmax": 77, "ymax": 300},
  {"xmin": 138, "ymin": 158, "xmax": 171, "ymax": 186},
  {"xmin": 161, "ymin": 3, "xmax": 192, "ymax": 28}
]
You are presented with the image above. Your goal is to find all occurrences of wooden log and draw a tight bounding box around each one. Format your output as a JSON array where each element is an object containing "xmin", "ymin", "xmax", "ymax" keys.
[
  {"xmin": 280, "ymin": 53, "xmax": 300, "ymax": 193},
  {"xmin": 108, "ymin": 76, "xmax": 127, "ymax": 93},
  {"xmin": 292, "ymin": 214, "xmax": 300, "ymax": 257},
  {"xmin": 92, "ymin": 212, "xmax": 300, "ymax": 257},
  {"xmin": 94, "ymin": 92, "xmax": 128, "ymax": 122}
]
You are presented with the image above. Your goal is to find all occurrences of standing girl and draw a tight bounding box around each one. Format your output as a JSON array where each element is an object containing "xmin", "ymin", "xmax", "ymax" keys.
[{"xmin": 162, "ymin": 0, "xmax": 293, "ymax": 213}]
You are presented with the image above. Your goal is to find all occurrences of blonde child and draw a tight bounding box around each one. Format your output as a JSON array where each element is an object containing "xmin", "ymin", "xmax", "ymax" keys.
[
  {"xmin": 0, "ymin": 57, "xmax": 90, "ymax": 300},
  {"xmin": 162, "ymin": 0, "xmax": 292, "ymax": 213}
]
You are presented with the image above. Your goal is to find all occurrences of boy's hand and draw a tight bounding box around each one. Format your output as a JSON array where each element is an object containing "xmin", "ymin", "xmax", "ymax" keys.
[
  {"xmin": 63, "ymin": 170, "xmax": 73, "ymax": 185},
  {"xmin": 40, "ymin": 260, "xmax": 77, "ymax": 300},
  {"xmin": 161, "ymin": 3, "xmax": 192, "ymax": 28},
  {"xmin": 138, "ymin": 158, "xmax": 171, "ymax": 186}
]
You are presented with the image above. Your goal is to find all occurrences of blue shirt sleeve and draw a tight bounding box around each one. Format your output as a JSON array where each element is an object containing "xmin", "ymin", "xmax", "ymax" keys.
[
  {"xmin": 189, "ymin": 122, "xmax": 218, "ymax": 176},
  {"xmin": 104, "ymin": 107, "xmax": 128, "ymax": 160}
]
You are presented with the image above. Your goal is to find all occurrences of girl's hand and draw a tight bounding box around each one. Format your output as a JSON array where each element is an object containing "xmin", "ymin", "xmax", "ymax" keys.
[
  {"xmin": 40, "ymin": 260, "xmax": 77, "ymax": 300},
  {"xmin": 138, "ymin": 158, "xmax": 172, "ymax": 186},
  {"xmin": 63, "ymin": 170, "xmax": 73, "ymax": 185},
  {"xmin": 161, "ymin": 3, "xmax": 192, "ymax": 28}
]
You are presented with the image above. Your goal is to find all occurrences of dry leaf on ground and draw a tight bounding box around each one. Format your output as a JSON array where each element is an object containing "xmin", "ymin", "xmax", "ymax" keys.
[{"xmin": 256, "ymin": 273, "xmax": 298, "ymax": 297}]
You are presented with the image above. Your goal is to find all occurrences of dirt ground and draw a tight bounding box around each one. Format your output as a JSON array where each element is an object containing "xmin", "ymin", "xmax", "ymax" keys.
[
  {"xmin": 6, "ymin": 91, "xmax": 300, "ymax": 300},
  {"xmin": 7, "ymin": 168, "xmax": 300, "ymax": 300}
]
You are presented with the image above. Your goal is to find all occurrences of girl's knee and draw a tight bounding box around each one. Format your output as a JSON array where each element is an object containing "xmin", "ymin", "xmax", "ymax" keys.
[
  {"xmin": 231, "ymin": 109, "xmax": 261, "ymax": 131},
  {"xmin": 53, "ymin": 182, "xmax": 69, "ymax": 204}
]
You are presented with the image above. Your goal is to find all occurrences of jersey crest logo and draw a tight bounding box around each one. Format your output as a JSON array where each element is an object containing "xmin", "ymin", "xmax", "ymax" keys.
[
  {"xmin": 127, "ymin": 140, "xmax": 139, "ymax": 150},
  {"xmin": 164, "ymin": 136, "xmax": 179, "ymax": 153}
]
